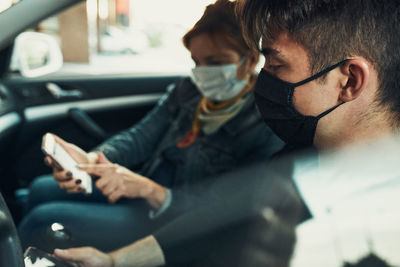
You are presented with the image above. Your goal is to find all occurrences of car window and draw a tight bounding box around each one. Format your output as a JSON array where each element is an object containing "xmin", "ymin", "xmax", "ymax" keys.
[
  {"xmin": 8, "ymin": 0, "xmax": 216, "ymax": 78},
  {"xmin": 0, "ymin": 0, "xmax": 20, "ymax": 14}
]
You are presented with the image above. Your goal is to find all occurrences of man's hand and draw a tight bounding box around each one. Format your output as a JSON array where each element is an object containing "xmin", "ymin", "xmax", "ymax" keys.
[
  {"xmin": 79, "ymin": 155, "xmax": 166, "ymax": 209},
  {"xmin": 44, "ymin": 133, "xmax": 98, "ymax": 194},
  {"xmin": 53, "ymin": 247, "xmax": 113, "ymax": 267},
  {"xmin": 54, "ymin": 236, "xmax": 165, "ymax": 267}
]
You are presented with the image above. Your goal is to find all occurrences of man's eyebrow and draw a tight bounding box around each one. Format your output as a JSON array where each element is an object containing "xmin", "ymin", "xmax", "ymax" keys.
[
  {"xmin": 260, "ymin": 47, "xmax": 281, "ymax": 57},
  {"xmin": 261, "ymin": 47, "xmax": 288, "ymax": 65}
]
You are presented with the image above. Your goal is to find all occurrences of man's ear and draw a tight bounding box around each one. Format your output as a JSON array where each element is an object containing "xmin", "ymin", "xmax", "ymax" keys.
[{"xmin": 339, "ymin": 58, "xmax": 370, "ymax": 102}]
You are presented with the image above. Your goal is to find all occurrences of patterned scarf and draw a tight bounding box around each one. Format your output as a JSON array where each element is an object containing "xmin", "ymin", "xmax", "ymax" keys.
[{"xmin": 177, "ymin": 75, "xmax": 256, "ymax": 148}]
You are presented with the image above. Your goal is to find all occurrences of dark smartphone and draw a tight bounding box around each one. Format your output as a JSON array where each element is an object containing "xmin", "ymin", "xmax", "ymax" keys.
[{"xmin": 24, "ymin": 246, "xmax": 74, "ymax": 267}]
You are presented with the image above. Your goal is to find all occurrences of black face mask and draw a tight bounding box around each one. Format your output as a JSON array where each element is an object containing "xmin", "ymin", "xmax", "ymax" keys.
[{"xmin": 254, "ymin": 60, "xmax": 348, "ymax": 148}]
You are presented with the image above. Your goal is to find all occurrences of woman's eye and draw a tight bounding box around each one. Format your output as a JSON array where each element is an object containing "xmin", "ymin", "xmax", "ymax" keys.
[{"xmin": 207, "ymin": 61, "xmax": 224, "ymax": 66}]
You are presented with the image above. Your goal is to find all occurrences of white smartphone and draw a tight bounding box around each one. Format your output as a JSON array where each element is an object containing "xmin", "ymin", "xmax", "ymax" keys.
[{"xmin": 42, "ymin": 133, "xmax": 92, "ymax": 194}]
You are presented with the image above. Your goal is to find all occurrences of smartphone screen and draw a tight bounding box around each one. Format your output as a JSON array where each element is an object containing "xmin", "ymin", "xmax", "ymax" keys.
[
  {"xmin": 42, "ymin": 133, "xmax": 78, "ymax": 171},
  {"xmin": 42, "ymin": 133, "xmax": 92, "ymax": 194}
]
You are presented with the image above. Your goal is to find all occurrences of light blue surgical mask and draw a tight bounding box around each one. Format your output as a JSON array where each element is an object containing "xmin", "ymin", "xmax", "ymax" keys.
[{"xmin": 191, "ymin": 58, "xmax": 248, "ymax": 101}]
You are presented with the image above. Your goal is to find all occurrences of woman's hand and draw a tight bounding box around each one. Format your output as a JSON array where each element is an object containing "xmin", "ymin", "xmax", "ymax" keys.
[
  {"xmin": 79, "ymin": 154, "xmax": 167, "ymax": 209},
  {"xmin": 44, "ymin": 133, "xmax": 99, "ymax": 193},
  {"xmin": 53, "ymin": 247, "xmax": 113, "ymax": 267}
]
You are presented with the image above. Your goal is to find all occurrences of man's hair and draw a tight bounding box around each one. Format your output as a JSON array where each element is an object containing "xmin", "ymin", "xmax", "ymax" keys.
[
  {"xmin": 183, "ymin": 0, "xmax": 252, "ymax": 57},
  {"xmin": 236, "ymin": 0, "xmax": 400, "ymax": 122}
]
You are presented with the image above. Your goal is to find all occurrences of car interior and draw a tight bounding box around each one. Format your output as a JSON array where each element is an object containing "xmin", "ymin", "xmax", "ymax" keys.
[
  {"xmin": 1, "ymin": 1, "xmax": 400, "ymax": 267},
  {"xmin": 0, "ymin": 0, "xmax": 185, "ymax": 263}
]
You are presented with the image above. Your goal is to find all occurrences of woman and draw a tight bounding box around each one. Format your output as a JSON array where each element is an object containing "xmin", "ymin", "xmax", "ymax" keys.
[{"xmin": 18, "ymin": 0, "xmax": 283, "ymax": 251}]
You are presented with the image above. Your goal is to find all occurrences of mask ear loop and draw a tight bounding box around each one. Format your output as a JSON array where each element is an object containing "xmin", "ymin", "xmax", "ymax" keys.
[
  {"xmin": 291, "ymin": 59, "xmax": 349, "ymax": 119},
  {"xmin": 291, "ymin": 59, "xmax": 350, "ymax": 87},
  {"xmin": 316, "ymin": 102, "xmax": 345, "ymax": 119}
]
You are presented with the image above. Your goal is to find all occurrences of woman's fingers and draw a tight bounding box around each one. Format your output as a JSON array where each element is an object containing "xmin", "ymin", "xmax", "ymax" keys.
[
  {"xmin": 79, "ymin": 164, "xmax": 111, "ymax": 176},
  {"xmin": 94, "ymin": 174, "xmax": 113, "ymax": 191},
  {"xmin": 66, "ymin": 186, "xmax": 84, "ymax": 194},
  {"xmin": 45, "ymin": 156, "xmax": 63, "ymax": 171},
  {"xmin": 53, "ymin": 169, "xmax": 73, "ymax": 182},
  {"xmin": 97, "ymin": 152, "xmax": 111, "ymax": 164},
  {"xmin": 101, "ymin": 182, "xmax": 118, "ymax": 196},
  {"xmin": 52, "ymin": 134, "xmax": 68, "ymax": 147},
  {"xmin": 44, "ymin": 156, "xmax": 52, "ymax": 167},
  {"xmin": 108, "ymin": 191, "xmax": 123, "ymax": 203},
  {"xmin": 58, "ymin": 178, "xmax": 82, "ymax": 191}
]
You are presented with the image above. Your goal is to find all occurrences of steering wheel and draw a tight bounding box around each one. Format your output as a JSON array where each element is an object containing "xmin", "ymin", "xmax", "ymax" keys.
[{"xmin": 0, "ymin": 192, "xmax": 24, "ymax": 267}]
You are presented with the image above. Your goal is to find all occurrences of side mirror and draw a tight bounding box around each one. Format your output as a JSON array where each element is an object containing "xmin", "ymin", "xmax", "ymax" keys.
[{"xmin": 10, "ymin": 32, "xmax": 63, "ymax": 78}]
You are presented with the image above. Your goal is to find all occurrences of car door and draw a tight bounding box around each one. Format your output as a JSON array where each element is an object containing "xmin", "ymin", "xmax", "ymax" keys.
[
  {"xmin": 1, "ymin": 55, "xmax": 183, "ymax": 223},
  {"xmin": 3, "ymin": 70, "xmax": 182, "ymax": 190},
  {"xmin": 0, "ymin": 0, "xmax": 218, "ymax": 222}
]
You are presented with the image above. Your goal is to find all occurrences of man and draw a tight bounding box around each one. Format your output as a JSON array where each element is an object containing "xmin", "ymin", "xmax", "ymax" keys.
[{"xmin": 54, "ymin": 0, "xmax": 400, "ymax": 266}]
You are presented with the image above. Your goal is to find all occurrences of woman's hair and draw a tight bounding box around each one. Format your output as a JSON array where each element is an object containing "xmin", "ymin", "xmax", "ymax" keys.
[{"xmin": 183, "ymin": 0, "xmax": 251, "ymax": 56}]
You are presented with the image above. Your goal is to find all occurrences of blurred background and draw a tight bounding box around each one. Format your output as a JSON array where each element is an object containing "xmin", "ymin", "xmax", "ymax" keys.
[{"xmin": 3, "ymin": 0, "xmax": 218, "ymax": 77}]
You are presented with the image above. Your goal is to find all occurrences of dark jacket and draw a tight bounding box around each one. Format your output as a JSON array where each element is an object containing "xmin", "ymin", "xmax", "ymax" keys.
[
  {"xmin": 94, "ymin": 77, "xmax": 284, "ymax": 190},
  {"xmin": 154, "ymin": 154, "xmax": 308, "ymax": 267},
  {"xmin": 153, "ymin": 150, "xmax": 315, "ymax": 267}
]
